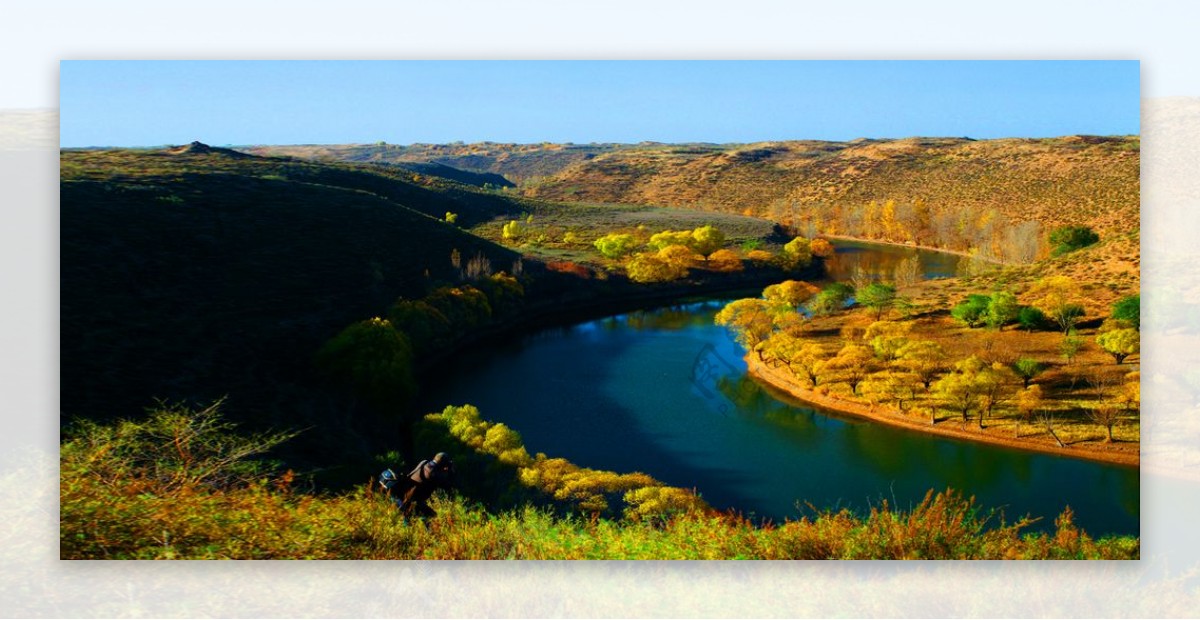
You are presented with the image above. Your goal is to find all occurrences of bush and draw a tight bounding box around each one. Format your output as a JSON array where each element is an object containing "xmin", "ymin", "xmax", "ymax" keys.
[
  {"xmin": 1017, "ymin": 306, "xmax": 1048, "ymax": 331},
  {"xmin": 315, "ymin": 317, "xmax": 418, "ymax": 415},
  {"xmin": 951, "ymin": 294, "xmax": 991, "ymax": 327},
  {"xmin": 1112, "ymin": 294, "xmax": 1140, "ymax": 330},
  {"xmin": 706, "ymin": 248, "xmax": 744, "ymax": 272},
  {"xmin": 627, "ymin": 253, "xmax": 687, "ymax": 283},
  {"xmin": 1049, "ymin": 225, "xmax": 1099, "ymax": 256},
  {"xmin": 593, "ymin": 233, "xmax": 640, "ymax": 259}
]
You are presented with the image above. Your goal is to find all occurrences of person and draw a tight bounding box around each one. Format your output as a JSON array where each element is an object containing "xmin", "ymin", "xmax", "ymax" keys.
[{"xmin": 393, "ymin": 452, "xmax": 455, "ymax": 518}]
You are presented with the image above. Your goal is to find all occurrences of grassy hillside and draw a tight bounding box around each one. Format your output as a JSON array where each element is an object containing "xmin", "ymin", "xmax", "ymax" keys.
[
  {"xmin": 61, "ymin": 145, "xmax": 538, "ymax": 469},
  {"xmin": 250, "ymin": 137, "xmax": 1138, "ymax": 261}
]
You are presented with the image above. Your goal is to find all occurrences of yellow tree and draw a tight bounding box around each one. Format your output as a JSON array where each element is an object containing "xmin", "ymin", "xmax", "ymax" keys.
[
  {"xmin": 860, "ymin": 369, "xmax": 920, "ymax": 411},
  {"xmin": 1030, "ymin": 275, "xmax": 1085, "ymax": 333},
  {"xmin": 657, "ymin": 244, "xmax": 704, "ymax": 270},
  {"xmin": 1096, "ymin": 328, "xmax": 1140, "ymax": 364},
  {"xmin": 864, "ymin": 320, "xmax": 912, "ymax": 361},
  {"xmin": 895, "ymin": 340, "xmax": 947, "ymax": 390},
  {"xmin": 715, "ymin": 299, "xmax": 777, "ymax": 350},
  {"xmin": 763, "ymin": 280, "xmax": 821, "ymax": 309},
  {"xmin": 706, "ymin": 248, "xmax": 744, "ymax": 272},
  {"xmin": 691, "ymin": 225, "xmax": 726, "ymax": 256},
  {"xmin": 826, "ymin": 343, "xmax": 878, "ymax": 395},
  {"xmin": 1014, "ymin": 385, "xmax": 1044, "ymax": 437}
]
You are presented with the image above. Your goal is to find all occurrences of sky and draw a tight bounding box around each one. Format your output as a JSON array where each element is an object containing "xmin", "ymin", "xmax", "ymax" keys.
[{"xmin": 59, "ymin": 60, "xmax": 1140, "ymax": 147}]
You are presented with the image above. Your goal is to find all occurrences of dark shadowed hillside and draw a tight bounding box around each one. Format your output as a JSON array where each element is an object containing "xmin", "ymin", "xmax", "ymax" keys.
[{"xmin": 61, "ymin": 146, "xmax": 534, "ymax": 466}]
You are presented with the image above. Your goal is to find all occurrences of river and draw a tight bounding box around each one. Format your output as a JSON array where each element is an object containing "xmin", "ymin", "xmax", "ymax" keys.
[{"xmin": 419, "ymin": 242, "xmax": 1139, "ymax": 536}]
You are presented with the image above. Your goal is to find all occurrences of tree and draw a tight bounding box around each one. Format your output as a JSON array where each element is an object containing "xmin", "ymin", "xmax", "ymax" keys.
[
  {"xmin": 706, "ymin": 248, "xmax": 744, "ymax": 272},
  {"xmin": 826, "ymin": 343, "xmax": 878, "ymax": 395},
  {"xmin": 932, "ymin": 370, "xmax": 979, "ymax": 425},
  {"xmin": 985, "ymin": 291, "xmax": 1020, "ymax": 329},
  {"xmin": 810, "ymin": 238, "xmax": 835, "ymax": 258},
  {"xmin": 1012, "ymin": 357, "xmax": 1046, "ymax": 388},
  {"xmin": 864, "ymin": 321, "xmax": 912, "ymax": 361},
  {"xmin": 858, "ymin": 283, "xmax": 897, "ymax": 320},
  {"xmin": 1112, "ymin": 294, "xmax": 1140, "ymax": 330},
  {"xmin": 501, "ymin": 220, "xmax": 523, "ymax": 241},
  {"xmin": 1048, "ymin": 225, "xmax": 1099, "ymax": 256},
  {"xmin": 593, "ymin": 233, "xmax": 640, "ymax": 259},
  {"xmin": 715, "ymin": 299, "xmax": 776, "ymax": 349},
  {"xmin": 895, "ymin": 340, "xmax": 947, "ymax": 390},
  {"xmin": 1017, "ymin": 306, "xmax": 1048, "ymax": 332},
  {"xmin": 951, "ymin": 294, "xmax": 991, "ymax": 327},
  {"xmin": 807, "ymin": 282, "xmax": 855, "ymax": 317},
  {"xmin": 647, "ymin": 230, "xmax": 696, "ymax": 252},
  {"xmin": 314, "ymin": 317, "xmax": 417, "ymax": 417},
  {"xmin": 1014, "ymin": 385, "xmax": 1044, "ymax": 437},
  {"xmin": 976, "ymin": 362, "xmax": 1016, "ymax": 428},
  {"xmin": 761, "ymin": 332, "xmax": 827, "ymax": 386},
  {"xmin": 860, "ymin": 370, "xmax": 919, "ymax": 410},
  {"xmin": 1030, "ymin": 276, "xmax": 1085, "ymax": 333},
  {"xmin": 1060, "ymin": 331, "xmax": 1084, "ymax": 365},
  {"xmin": 1096, "ymin": 328, "xmax": 1140, "ymax": 364},
  {"xmin": 444, "ymin": 211, "xmax": 459, "ymax": 224},
  {"xmin": 763, "ymin": 280, "xmax": 820, "ymax": 309},
  {"xmin": 779, "ymin": 237, "xmax": 813, "ymax": 271},
  {"xmin": 626, "ymin": 253, "xmax": 687, "ymax": 283},
  {"xmin": 691, "ymin": 225, "xmax": 725, "ymax": 256},
  {"xmin": 656, "ymin": 244, "xmax": 704, "ymax": 270}
]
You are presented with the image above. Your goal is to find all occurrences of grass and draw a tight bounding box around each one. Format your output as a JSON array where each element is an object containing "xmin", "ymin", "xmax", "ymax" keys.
[{"xmin": 61, "ymin": 402, "xmax": 1138, "ymax": 560}]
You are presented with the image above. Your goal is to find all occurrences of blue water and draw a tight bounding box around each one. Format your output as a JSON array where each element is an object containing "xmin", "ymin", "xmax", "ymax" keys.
[{"xmin": 420, "ymin": 243, "xmax": 1139, "ymax": 536}]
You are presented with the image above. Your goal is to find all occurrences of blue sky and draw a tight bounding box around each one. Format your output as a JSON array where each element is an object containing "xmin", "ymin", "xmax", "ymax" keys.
[{"xmin": 59, "ymin": 60, "xmax": 1140, "ymax": 147}]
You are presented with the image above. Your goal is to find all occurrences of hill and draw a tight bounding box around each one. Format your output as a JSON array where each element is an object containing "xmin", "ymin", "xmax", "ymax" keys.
[
  {"xmin": 250, "ymin": 137, "xmax": 1139, "ymax": 263},
  {"xmin": 61, "ymin": 145, "xmax": 536, "ymax": 467}
]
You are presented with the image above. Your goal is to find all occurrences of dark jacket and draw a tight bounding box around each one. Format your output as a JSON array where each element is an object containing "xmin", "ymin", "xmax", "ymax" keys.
[{"xmin": 401, "ymin": 458, "xmax": 455, "ymax": 508}]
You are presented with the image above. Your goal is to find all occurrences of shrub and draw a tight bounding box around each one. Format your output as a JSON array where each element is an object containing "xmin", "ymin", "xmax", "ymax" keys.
[
  {"xmin": 1017, "ymin": 306, "xmax": 1048, "ymax": 331},
  {"xmin": 627, "ymin": 253, "xmax": 687, "ymax": 283},
  {"xmin": 593, "ymin": 233, "xmax": 640, "ymax": 259},
  {"xmin": 315, "ymin": 317, "xmax": 417, "ymax": 415},
  {"xmin": 1112, "ymin": 294, "xmax": 1140, "ymax": 330},
  {"xmin": 706, "ymin": 248, "xmax": 744, "ymax": 272},
  {"xmin": 951, "ymin": 294, "xmax": 991, "ymax": 327},
  {"xmin": 1049, "ymin": 225, "xmax": 1099, "ymax": 256}
]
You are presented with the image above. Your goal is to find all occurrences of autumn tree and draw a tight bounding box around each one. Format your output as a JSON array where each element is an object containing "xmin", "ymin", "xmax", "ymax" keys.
[
  {"xmin": 1096, "ymin": 328, "xmax": 1139, "ymax": 364},
  {"xmin": 763, "ymin": 280, "xmax": 820, "ymax": 309},
  {"xmin": 864, "ymin": 321, "xmax": 912, "ymax": 362},
  {"xmin": 860, "ymin": 370, "xmax": 920, "ymax": 411},
  {"xmin": 1030, "ymin": 276, "xmax": 1085, "ymax": 333},
  {"xmin": 691, "ymin": 225, "xmax": 726, "ymax": 256},
  {"xmin": 810, "ymin": 238, "xmax": 835, "ymax": 258},
  {"xmin": 778, "ymin": 237, "xmax": 813, "ymax": 271},
  {"xmin": 715, "ymin": 299, "xmax": 777, "ymax": 349},
  {"xmin": 985, "ymin": 291, "xmax": 1020, "ymax": 329},
  {"xmin": 626, "ymin": 253, "xmax": 687, "ymax": 283},
  {"xmin": 657, "ymin": 244, "xmax": 704, "ymax": 270},
  {"xmin": 593, "ymin": 233, "xmax": 640, "ymax": 259},
  {"xmin": 826, "ymin": 343, "xmax": 878, "ymax": 395},
  {"xmin": 951, "ymin": 294, "xmax": 992, "ymax": 328},
  {"xmin": 1014, "ymin": 385, "xmax": 1044, "ymax": 437},
  {"xmin": 647, "ymin": 230, "xmax": 697, "ymax": 252},
  {"xmin": 501, "ymin": 219, "xmax": 524, "ymax": 241},
  {"xmin": 895, "ymin": 340, "xmax": 947, "ymax": 390},
  {"xmin": 761, "ymin": 332, "xmax": 827, "ymax": 387},
  {"xmin": 706, "ymin": 248, "xmax": 744, "ymax": 272}
]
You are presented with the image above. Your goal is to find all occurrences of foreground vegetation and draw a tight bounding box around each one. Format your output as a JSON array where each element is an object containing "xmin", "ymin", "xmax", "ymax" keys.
[{"xmin": 61, "ymin": 403, "xmax": 1137, "ymax": 560}]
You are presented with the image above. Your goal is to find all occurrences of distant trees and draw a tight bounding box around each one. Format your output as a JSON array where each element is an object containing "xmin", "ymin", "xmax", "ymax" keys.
[
  {"xmin": 444, "ymin": 211, "xmax": 459, "ymax": 224},
  {"xmin": 627, "ymin": 253, "xmax": 687, "ymax": 283},
  {"xmin": 1048, "ymin": 225, "xmax": 1099, "ymax": 256},
  {"xmin": 502, "ymin": 220, "xmax": 524, "ymax": 241}
]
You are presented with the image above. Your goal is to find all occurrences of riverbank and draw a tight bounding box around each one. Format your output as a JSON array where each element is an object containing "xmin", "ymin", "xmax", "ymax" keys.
[
  {"xmin": 821, "ymin": 234, "xmax": 1009, "ymax": 265},
  {"xmin": 745, "ymin": 354, "xmax": 1140, "ymax": 467}
]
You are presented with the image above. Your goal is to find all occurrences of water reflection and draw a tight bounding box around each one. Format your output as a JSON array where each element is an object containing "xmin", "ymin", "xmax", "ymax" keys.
[{"xmin": 420, "ymin": 242, "xmax": 1138, "ymax": 535}]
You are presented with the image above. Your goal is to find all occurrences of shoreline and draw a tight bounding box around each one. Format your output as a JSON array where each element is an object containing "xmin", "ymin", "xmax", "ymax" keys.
[
  {"xmin": 822, "ymin": 234, "xmax": 1009, "ymax": 265},
  {"xmin": 745, "ymin": 354, "xmax": 1140, "ymax": 468}
]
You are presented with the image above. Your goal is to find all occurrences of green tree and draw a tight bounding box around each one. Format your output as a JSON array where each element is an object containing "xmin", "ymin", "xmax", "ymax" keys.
[
  {"xmin": 315, "ymin": 317, "xmax": 417, "ymax": 416},
  {"xmin": 1112, "ymin": 294, "xmax": 1140, "ymax": 330},
  {"xmin": 895, "ymin": 340, "xmax": 947, "ymax": 390},
  {"xmin": 807, "ymin": 282, "xmax": 855, "ymax": 317},
  {"xmin": 1012, "ymin": 357, "xmax": 1046, "ymax": 388},
  {"xmin": 1096, "ymin": 328, "xmax": 1140, "ymax": 364},
  {"xmin": 1017, "ymin": 306, "xmax": 1048, "ymax": 332},
  {"xmin": 985, "ymin": 291, "xmax": 1020, "ymax": 329},
  {"xmin": 951, "ymin": 294, "xmax": 991, "ymax": 327},
  {"xmin": 1048, "ymin": 225, "xmax": 1099, "ymax": 256},
  {"xmin": 858, "ymin": 283, "xmax": 897, "ymax": 320}
]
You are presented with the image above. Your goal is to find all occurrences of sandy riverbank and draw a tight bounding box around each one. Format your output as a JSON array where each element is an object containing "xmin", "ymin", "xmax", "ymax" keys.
[{"xmin": 745, "ymin": 354, "xmax": 1139, "ymax": 467}]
